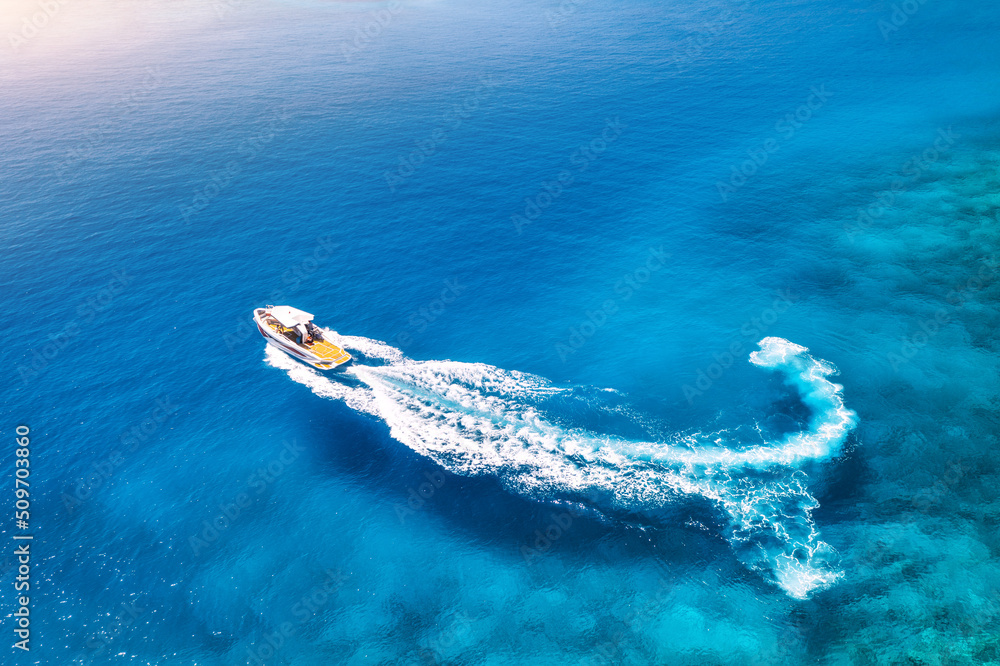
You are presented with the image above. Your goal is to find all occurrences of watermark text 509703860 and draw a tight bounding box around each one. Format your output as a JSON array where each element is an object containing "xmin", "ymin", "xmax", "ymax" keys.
[{"xmin": 12, "ymin": 425, "xmax": 33, "ymax": 652}]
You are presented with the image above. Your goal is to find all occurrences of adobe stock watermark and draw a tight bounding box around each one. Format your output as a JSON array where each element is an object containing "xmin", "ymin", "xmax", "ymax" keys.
[
  {"xmin": 682, "ymin": 289, "xmax": 797, "ymax": 403},
  {"xmin": 245, "ymin": 569, "xmax": 348, "ymax": 665},
  {"xmin": 393, "ymin": 279, "xmax": 467, "ymax": 350},
  {"xmin": 7, "ymin": 0, "xmax": 70, "ymax": 52},
  {"xmin": 555, "ymin": 245, "xmax": 668, "ymax": 362},
  {"xmin": 577, "ymin": 565, "xmax": 671, "ymax": 666},
  {"xmin": 545, "ymin": 0, "xmax": 586, "ymax": 29},
  {"xmin": 512, "ymin": 117, "xmax": 627, "ymax": 235},
  {"xmin": 393, "ymin": 467, "xmax": 448, "ymax": 523},
  {"xmin": 70, "ymin": 596, "xmax": 146, "ymax": 666},
  {"xmin": 519, "ymin": 506, "xmax": 582, "ymax": 565},
  {"xmin": 910, "ymin": 458, "xmax": 969, "ymax": 515},
  {"xmin": 61, "ymin": 396, "xmax": 180, "ymax": 514},
  {"xmin": 662, "ymin": 0, "xmax": 748, "ymax": 73},
  {"xmin": 878, "ymin": 0, "xmax": 933, "ymax": 40},
  {"xmin": 859, "ymin": 431, "xmax": 970, "ymax": 568},
  {"xmin": 53, "ymin": 67, "xmax": 164, "ymax": 184},
  {"xmin": 188, "ymin": 439, "xmax": 304, "ymax": 556},
  {"xmin": 844, "ymin": 127, "xmax": 959, "ymax": 243},
  {"xmin": 417, "ymin": 611, "xmax": 473, "ymax": 666},
  {"xmin": 180, "ymin": 108, "xmax": 292, "ymax": 224},
  {"xmin": 886, "ymin": 255, "xmax": 998, "ymax": 372},
  {"xmin": 384, "ymin": 74, "xmax": 501, "ymax": 192},
  {"xmin": 224, "ymin": 235, "xmax": 339, "ymax": 352},
  {"xmin": 340, "ymin": 1, "xmax": 402, "ymax": 62},
  {"xmin": 17, "ymin": 269, "xmax": 134, "ymax": 385},
  {"xmin": 716, "ymin": 85, "xmax": 832, "ymax": 203},
  {"xmin": 211, "ymin": 0, "xmax": 244, "ymax": 20}
]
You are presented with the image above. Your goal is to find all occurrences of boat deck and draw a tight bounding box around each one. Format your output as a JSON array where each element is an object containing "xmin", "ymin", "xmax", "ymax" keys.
[
  {"xmin": 261, "ymin": 317, "xmax": 351, "ymax": 365},
  {"xmin": 308, "ymin": 339, "xmax": 352, "ymax": 365}
]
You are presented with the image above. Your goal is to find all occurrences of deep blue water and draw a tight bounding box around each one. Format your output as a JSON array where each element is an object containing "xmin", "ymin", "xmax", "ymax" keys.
[{"xmin": 3, "ymin": 0, "xmax": 1000, "ymax": 663}]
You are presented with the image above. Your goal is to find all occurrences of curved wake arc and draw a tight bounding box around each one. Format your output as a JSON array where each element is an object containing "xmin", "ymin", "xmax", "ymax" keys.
[{"xmin": 263, "ymin": 335, "xmax": 857, "ymax": 599}]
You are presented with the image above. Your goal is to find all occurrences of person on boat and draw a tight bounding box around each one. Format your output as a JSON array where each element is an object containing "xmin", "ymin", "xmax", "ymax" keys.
[
  {"xmin": 295, "ymin": 323, "xmax": 312, "ymax": 345},
  {"xmin": 306, "ymin": 322, "xmax": 324, "ymax": 341}
]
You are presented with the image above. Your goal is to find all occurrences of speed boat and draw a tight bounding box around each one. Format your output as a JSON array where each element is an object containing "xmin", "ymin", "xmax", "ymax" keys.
[{"xmin": 252, "ymin": 306, "xmax": 352, "ymax": 370}]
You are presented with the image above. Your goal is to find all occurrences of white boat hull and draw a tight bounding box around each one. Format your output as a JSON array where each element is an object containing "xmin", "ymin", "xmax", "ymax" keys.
[{"xmin": 252, "ymin": 308, "xmax": 352, "ymax": 370}]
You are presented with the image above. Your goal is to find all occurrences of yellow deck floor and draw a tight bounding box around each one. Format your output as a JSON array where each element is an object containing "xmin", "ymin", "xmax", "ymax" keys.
[{"xmin": 264, "ymin": 320, "xmax": 351, "ymax": 364}]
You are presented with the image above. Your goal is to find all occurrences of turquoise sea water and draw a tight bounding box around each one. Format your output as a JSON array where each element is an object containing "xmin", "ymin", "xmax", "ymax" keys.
[{"xmin": 3, "ymin": 0, "xmax": 1000, "ymax": 663}]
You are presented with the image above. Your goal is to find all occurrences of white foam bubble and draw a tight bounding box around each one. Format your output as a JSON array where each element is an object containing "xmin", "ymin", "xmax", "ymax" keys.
[
  {"xmin": 263, "ymin": 345, "xmax": 379, "ymax": 416},
  {"xmin": 321, "ymin": 329, "xmax": 406, "ymax": 364},
  {"xmin": 260, "ymin": 336, "xmax": 857, "ymax": 599}
]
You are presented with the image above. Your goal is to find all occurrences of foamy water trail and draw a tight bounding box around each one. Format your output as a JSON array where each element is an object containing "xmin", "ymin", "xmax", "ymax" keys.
[{"xmin": 263, "ymin": 335, "xmax": 857, "ymax": 598}]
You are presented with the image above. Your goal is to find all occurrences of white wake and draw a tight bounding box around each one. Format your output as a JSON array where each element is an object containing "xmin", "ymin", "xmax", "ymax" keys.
[{"xmin": 263, "ymin": 335, "xmax": 856, "ymax": 599}]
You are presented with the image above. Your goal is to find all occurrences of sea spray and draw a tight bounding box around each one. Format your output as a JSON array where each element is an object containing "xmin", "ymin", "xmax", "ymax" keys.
[{"xmin": 263, "ymin": 335, "xmax": 857, "ymax": 598}]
